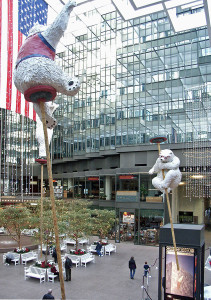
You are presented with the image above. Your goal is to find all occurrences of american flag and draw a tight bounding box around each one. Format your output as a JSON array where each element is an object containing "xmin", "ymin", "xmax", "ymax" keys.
[{"xmin": 0, "ymin": 0, "xmax": 48, "ymax": 121}]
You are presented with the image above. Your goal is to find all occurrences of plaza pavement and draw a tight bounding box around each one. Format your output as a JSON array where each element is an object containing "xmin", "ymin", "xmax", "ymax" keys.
[{"xmin": 0, "ymin": 234, "xmax": 211, "ymax": 300}]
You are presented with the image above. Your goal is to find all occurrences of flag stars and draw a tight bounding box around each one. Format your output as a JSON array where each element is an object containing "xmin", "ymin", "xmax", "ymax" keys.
[{"xmin": 18, "ymin": 0, "xmax": 48, "ymax": 36}]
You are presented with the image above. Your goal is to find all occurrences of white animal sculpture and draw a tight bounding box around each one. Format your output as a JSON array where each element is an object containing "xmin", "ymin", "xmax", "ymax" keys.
[
  {"xmin": 13, "ymin": 0, "xmax": 80, "ymax": 129},
  {"xmin": 149, "ymin": 149, "xmax": 182, "ymax": 193}
]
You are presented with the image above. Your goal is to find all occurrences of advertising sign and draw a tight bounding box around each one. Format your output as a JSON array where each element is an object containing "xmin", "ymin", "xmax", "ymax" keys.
[
  {"xmin": 119, "ymin": 175, "xmax": 134, "ymax": 180},
  {"xmin": 88, "ymin": 177, "xmax": 99, "ymax": 181},
  {"xmin": 165, "ymin": 246, "xmax": 195, "ymax": 300}
]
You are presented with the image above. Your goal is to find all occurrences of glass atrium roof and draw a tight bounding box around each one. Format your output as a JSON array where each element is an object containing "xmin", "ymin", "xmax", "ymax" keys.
[{"xmin": 45, "ymin": 0, "xmax": 211, "ymax": 47}]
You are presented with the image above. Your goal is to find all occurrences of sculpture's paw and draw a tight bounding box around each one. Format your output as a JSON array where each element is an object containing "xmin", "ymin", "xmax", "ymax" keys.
[
  {"xmin": 67, "ymin": 77, "xmax": 80, "ymax": 96},
  {"xmin": 46, "ymin": 116, "xmax": 57, "ymax": 130},
  {"xmin": 43, "ymin": 103, "xmax": 58, "ymax": 129},
  {"xmin": 149, "ymin": 169, "xmax": 154, "ymax": 175}
]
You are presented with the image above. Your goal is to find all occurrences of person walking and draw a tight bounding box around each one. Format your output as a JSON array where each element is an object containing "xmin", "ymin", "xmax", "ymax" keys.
[
  {"xmin": 129, "ymin": 256, "xmax": 136, "ymax": 279},
  {"xmin": 143, "ymin": 261, "xmax": 150, "ymax": 277},
  {"xmin": 64, "ymin": 254, "xmax": 72, "ymax": 281},
  {"xmin": 42, "ymin": 289, "xmax": 54, "ymax": 299}
]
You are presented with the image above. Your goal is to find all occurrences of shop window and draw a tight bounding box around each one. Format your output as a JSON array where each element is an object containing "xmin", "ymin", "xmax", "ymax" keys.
[
  {"xmin": 116, "ymin": 136, "xmax": 121, "ymax": 145},
  {"xmin": 117, "ymin": 111, "xmax": 124, "ymax": 120},
  {"xmin": 105, "ymin": 137, "xmax": 110, "ymax": 146},
  {"xmin": 120, "ymin": 212, "xmax": 135, "ymax": 242},
  {"xmin": 179, "ymin": 211, "xmax": 193, "ymax": 223},
  {"xmin": 92, "ymin": 119, "xmax": 99, "ymax": 128},
  {"xmin": 111, "ymin": 136, "xmax": 115, "ymax": 146},
  {"xmin": 100, "ymin": 114, "xmax": 105, "ymax": 125},
  {"xmin": 100, "ymin": 137, "xmax": 104, "ymax": 147}
]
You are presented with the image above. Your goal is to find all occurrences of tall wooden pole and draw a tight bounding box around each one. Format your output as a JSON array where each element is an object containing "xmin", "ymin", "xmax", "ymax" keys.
[
  {"xmin": 40, "ymin": 101, "xmax": 66, "ymax": 300},
  {"xmin": 157, "ymin": 143, "xmax": 179, "ymax": 271},
  {"xmin": 40, "ymin": 164, "xmax": 43, "ymax": 259}
]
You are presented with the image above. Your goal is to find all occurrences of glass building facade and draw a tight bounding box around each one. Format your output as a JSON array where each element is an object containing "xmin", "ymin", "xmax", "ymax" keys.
[
  {"xmin": 52, "ymin": 3, "xmax": 211, "ymax": 159},
  {"xmin": 0, "ymin": 108, "xmax": 37, "ymax": 196},
  {"xmin": 50, "ymin": 1, "xmax": 211, "ymax": 244}
]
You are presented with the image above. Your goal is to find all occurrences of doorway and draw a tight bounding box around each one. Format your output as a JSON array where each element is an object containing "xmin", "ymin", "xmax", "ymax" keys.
[{"xmin": 119, "ymin": 211, "xmax": 135, "ymax": 242}]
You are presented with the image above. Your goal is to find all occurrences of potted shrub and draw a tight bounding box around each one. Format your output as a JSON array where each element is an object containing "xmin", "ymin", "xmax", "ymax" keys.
[{"xmin": 140, "ymin": 184, "xmax": 148, "ymax": 201}]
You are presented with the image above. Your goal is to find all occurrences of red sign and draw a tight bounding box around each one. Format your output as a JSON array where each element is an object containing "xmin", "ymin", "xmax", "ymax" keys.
[
  {"xmin": 88, "ymin": 177, "xmax": 99, "ymax": 181},
  {"xmin": 119, "ymin": 175, "xmax": 134, "ymax": 180}
]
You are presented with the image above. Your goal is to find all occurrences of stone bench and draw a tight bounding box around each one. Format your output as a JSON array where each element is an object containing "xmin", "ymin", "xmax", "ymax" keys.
[
  {"xmin": 24, "ymin": 266, "xmax": 46, "ymax": 283},
  {"xmin": 79, "ymin": 238, "xmax": 89, "ymax": 245},
  {"xmin": 3, "ymin": 252, "xmax": 20, "ymax": 265},
  {"xmin": 60, "ymin": 243, "xmax": 67, "ymax": 252},
  {"xmin": 69, "ymin": 255, "xmax": 80, "ymax": 268},
  {"xmin": 105, "ymin": 244, "xmax": 116, "ymax": 255},
  {"xmin": 21, "ymin": 251, "xmax": 38, "ymax": 265},
  {"xmin": 38, "ymin": 245, "xmax": 53, "ymax": 255},
  {"xmin": 64, "ymin": 238, "xmax": 76, "ymax": 245},
  {"xmin": 87, "ymin": 244, "xmax": 104, "ymax": 256},
  {"xmin": 80, "ymin": 253, "xmax": 95, "ymax": 267},
  {"xmin": 62, "ymin": 254, "xmax": 80, "ymax": 268},
  {"xmin": 21, "ymin": 228, "xmax": 38, "ymax": 236},
  {"xmin": 0, "ymin": 227, "xmax": 6, "ymax": 234},
  {"xmin": 47, "ymin": 269, "xmax": 58, "ymax": 283}
]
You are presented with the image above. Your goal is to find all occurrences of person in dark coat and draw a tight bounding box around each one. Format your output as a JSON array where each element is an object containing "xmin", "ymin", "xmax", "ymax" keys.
[
  {"xmin": 5, "ymin": 252, "xmax": 15, "ymax": 265},
  {"xmin": 95, "ymin": 240, "xmax": 103, "ymax": 256},
  {"xmin": 129, "ymin": 256, "xmax": 136, "ymax": 279},
  {"xmin": 143, "ymin": 261, "xmax": 150, "ymax": 277},
  {"xmin": 52, "ymin": 247, "xmax": 57, "ymax": 263},
  {"xmin": 64, "ymin": 254, "xmax": 72, "ymax": 281},
  {"xmin": 42, "ymin": 289, "xmax": 54, "ymax": 299}
]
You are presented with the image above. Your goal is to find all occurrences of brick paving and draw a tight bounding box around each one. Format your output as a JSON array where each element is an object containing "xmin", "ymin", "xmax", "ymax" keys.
[{"xmin": 0, "ymin": 232, "xmax": 211, "ymax": 299}]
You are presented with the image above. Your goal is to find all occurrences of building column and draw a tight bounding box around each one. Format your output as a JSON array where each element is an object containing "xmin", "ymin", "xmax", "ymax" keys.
[
  {"xmin": 172, "ymin": 187, "xmax": 179, "ymax": 223},
  {"xmin": 3, "ymin": 179, "xmax": 9, "ymax": 195},
  {"xmin": 68, "ymin": 178, "xmax": 74, "ymax": 190},
  {"xmin": 105, "ymin": 176, "xmax": 112, "ymax": 200},
  {"xmin": 68, "ymin": 178, "xmax": 74, "ymax": 197}
]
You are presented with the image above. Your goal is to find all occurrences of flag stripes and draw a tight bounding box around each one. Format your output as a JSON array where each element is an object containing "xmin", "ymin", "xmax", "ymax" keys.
[
  {"xmin": 0, "ymin": 0, "xmax": 48, "ymax": 121},
  {"xmin": 6, "ymin": 0, "xmax": 13, "ymax": 111}
]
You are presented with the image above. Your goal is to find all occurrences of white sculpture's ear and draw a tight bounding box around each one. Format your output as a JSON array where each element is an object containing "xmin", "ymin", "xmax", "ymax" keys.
[
  {"xmin": 28, "ymin": 22, "xmax": 47, "ymax": 37},
  {"xmin": 149, "ymin": 168, "xmax": 154, "ymax": 175}
]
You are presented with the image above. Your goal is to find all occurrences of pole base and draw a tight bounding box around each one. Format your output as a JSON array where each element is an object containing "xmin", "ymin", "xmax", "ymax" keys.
[
  {"xmin": 35, "ymin": 158, "xmax": 47, "ymax": 165},
  {"xmin": 24, "ymin": 85, "xmax": 57, "ymax": 103},
  {"xmin": 149, "ymin": 136, "xmax": 167, "ymax": 144}
]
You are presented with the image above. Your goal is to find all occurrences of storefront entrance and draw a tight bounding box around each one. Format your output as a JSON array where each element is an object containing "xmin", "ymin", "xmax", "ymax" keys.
[
  {"xmin": 115, "ymin": 208, "xmax": 164, "ymax": 245},
  {"xmin": 116, "ymin": 210, "xmax": 135, "ymax": 242}
]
